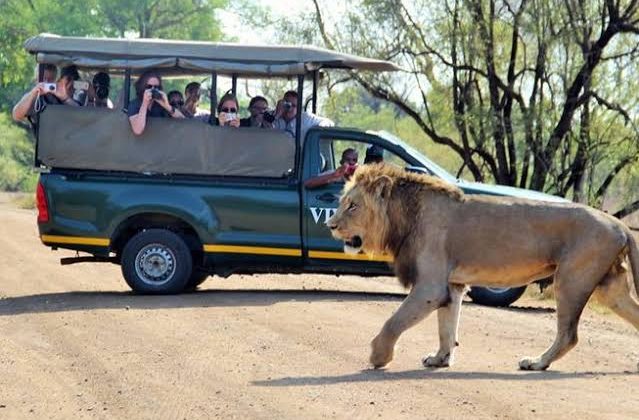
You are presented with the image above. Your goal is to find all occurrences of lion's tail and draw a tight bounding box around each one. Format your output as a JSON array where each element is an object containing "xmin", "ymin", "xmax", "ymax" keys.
[{"xmin": 625, "ymin": 227, "xmax": 639, "ymax": 295}]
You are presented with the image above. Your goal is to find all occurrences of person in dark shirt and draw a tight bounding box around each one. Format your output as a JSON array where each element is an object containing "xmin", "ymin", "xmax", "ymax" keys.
[
  {"xmin": 240, "ymin": 96, "xmax": 273, "ymax": 128},
  {"xmin": 127, "ymin": 70, "xmax": 184, "ymax": 135},
  {"xmin": 364, "ymin": 144, "xmax": 384, "ymax": 164},
  {"xmin": 12, "ymin": 65, "xmax": 81, "ymax": 123}
]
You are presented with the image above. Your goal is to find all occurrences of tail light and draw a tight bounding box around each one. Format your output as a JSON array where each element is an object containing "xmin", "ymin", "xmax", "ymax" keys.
[{"xmin": 36, "ymin": 181, "xmax": 49, "ymax": 223}]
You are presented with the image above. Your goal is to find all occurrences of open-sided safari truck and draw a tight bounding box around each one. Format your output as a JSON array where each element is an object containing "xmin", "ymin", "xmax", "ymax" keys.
[{"xmin": 26, "ymin": 34, "xmax": 565, "ymax": 306}]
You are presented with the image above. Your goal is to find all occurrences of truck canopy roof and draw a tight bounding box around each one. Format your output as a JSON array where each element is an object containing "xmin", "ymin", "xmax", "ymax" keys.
[{"xmin": 25, "ymin": 33, "xmax": 402, "ymax": 77}]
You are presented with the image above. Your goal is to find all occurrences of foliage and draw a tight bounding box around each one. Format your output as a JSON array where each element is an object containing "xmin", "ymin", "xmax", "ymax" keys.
[
  {"xmin": 0, "ymin": 113, "xmax": 37, "ymax": 192},
  {"xmin": 322, "ymin": 86, "xmax": 462, "ymax": 174},
  {"xmin": 0, "ymin": 0, "xmax": 229, "ymax": 192},
  {"xmin": 0, "ymin": 0, "xmax": 227, "ymax": 111},
  {"xmin": 270, "ymin": 0, "xmax": 639, "ymax": 217}
]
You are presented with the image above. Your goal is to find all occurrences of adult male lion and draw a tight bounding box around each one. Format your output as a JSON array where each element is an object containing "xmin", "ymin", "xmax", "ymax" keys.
[{"xmin": 328, "ymin": 164, "xmax": 639, "ymax": 371}]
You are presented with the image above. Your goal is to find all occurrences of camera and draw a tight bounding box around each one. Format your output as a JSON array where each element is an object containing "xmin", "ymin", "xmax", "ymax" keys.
[
  {"xmin": 150, "ymin": 87, "xmax": 162, "ymax": 100},
  {"xmin": 262, "ymin": 110, "xmax": 276, "ymax": 123},
  {"xmin": 73, "ymin": 80, "xmax": 90, "ymax": 91},
  {"xmin": 43, "ymin": 83, "xmax": 56, "ymax": 92},
  {"xmin": 95, "ymin": 85, "xmax": 109, "ymax": 100},
  {"xmin": 283, "ymin": 101, "xmax": 293, "ymax": 111}
]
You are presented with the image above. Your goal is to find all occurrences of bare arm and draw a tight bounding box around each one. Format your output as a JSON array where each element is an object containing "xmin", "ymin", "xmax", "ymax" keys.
[
  {"xmin": 12, "ymin": 87, "xmax": 40, "ymax": 122},
  {"xmin": 128, "ymin": 105, "xmax": 149, "ymax": 136},
  {"xmin": 304, "ymin": 166, "xmax": 346, "ymax": 189}
]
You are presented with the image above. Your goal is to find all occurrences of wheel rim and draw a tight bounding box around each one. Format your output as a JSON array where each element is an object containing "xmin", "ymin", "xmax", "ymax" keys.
[
  {"xmin": 484, "ymin": 287, "xmax": 513, "ymax": 294},
  {"xmin": 134, "ymin": 243, "xmax": 176, "ymax": 286}
]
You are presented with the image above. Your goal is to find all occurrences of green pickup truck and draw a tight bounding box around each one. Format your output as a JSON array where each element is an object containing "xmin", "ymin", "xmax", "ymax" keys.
[{"xmin": 27, "ymin": 34, "xmax": 565, "ymax": 306}]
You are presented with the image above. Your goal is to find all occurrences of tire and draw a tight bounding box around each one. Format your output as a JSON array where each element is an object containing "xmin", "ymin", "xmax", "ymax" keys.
[
  {"xmin": 184, "ymin": 270, "xmax": 209, "ymax": 292},
  {"xmin": 467, "ymin": 285, "xmax": 527, "ymax": 307},
  {"xmin": 121, "ymin": 229, "xmax": 193, "ymax": 294}
]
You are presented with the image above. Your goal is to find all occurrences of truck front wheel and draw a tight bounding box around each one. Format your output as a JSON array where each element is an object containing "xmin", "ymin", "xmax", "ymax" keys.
[{"xmin": 121, "ymin": 229, "xmax": 193, "ymax": 294}]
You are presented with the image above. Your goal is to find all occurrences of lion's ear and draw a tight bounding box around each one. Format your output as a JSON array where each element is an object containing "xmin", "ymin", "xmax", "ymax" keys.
[{"xmin": 372, "ymin": 175, "xmax": 393, "ymax": 200}]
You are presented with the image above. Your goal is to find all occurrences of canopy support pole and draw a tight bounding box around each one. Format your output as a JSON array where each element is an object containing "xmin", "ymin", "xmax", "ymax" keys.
[
  {"xmin": 231, "ymin": 74, "xmax": 237, "ymax": 96},
  {"xmin": 37, "ymin": 63, "xmax": 45, "ymax": 82},
  {"xmin": 312, "ymin": 70, "xmax": 318, "ymax": 114},
  {"xmin": 294, "ymin": 74, "xmax": 304, "ymax": 176},
  {"xmin": 123, "ymin": 69, "xmax": 131, "ymax": 112},
  {"xmin": 210, "ymin": 71, "xmax": 218, "ymax": 120}
]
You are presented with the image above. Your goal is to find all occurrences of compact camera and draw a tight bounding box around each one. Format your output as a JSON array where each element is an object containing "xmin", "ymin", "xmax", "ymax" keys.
[
  {"xmin": 42, "ymin": 83, "xmax": 56, "ymax": 92},
  {"xmin": 282, "ymin": 101, "xmax": 293, "ymax": 111}
]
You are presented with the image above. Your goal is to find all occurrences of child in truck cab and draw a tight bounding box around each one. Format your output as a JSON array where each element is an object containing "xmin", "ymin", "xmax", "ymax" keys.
[{"xmin": 304, "ymin": 148, "xmax": 358, "ymax": 189}]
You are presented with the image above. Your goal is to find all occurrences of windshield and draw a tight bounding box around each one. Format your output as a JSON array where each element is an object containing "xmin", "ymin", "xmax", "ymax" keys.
[{"xmin": 373, "ymin": 131, "xmax": 458, "ymax": 183}]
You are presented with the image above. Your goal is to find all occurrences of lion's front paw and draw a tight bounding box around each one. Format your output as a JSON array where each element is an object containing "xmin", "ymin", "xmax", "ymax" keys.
[
  {"xmin": 370, "ymin": 335, "xmax": 394, "ymax": 369},
  {"xmin": 518, "ymin": 357, "xmax": 549, "ymax": 371},
  {"xmin": 422, "ymin": 352, "xmax": 451, "ymax": 368}
]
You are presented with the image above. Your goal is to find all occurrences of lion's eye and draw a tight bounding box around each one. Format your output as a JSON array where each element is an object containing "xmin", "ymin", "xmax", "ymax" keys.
[{"xmin": 348, "ymin": 202, "xmax": 358, "ymax": 212}]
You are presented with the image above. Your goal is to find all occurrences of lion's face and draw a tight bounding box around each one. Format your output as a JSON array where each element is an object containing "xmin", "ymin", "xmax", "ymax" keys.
[{"xmin": 327, "ymin": 177, "xmax": 391, "ymax": 255}]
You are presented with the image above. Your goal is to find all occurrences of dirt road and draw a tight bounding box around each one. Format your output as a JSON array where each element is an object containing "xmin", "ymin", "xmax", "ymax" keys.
[{"xmin": 1, "ymin": 195, "xmax": 638, "ymax": 419}]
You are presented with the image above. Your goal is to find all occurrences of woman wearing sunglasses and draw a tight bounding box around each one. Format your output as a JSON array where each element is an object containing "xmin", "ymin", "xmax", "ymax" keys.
[
  {"xmin": 215, "ymin": 93, "xmax": 240, "ymax": 128},
  {"xmin": 128, "ymin": 70, "xmax": 184, "ymax": 135}
]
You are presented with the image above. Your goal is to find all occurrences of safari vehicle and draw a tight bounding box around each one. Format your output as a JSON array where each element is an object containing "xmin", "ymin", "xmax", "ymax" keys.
[{"xmin": 27, "ymin": 34, "xmax": 564, "ymax": 306}]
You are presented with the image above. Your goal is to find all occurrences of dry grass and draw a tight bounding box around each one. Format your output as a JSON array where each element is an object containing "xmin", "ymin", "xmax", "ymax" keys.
[{"xmin": 12, "ymin": 194, "xmax": 35, "ymax": 210}]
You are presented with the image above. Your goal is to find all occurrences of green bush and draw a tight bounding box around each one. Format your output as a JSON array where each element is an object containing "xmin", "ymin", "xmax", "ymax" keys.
[{"xmin": 0, "ymin": 112, "xmax": 37, "ymax": 192}]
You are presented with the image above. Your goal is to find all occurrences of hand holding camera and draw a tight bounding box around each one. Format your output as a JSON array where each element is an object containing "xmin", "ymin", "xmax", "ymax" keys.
[
  {"xmin": 219, "ymin": 112, "xmax": 240, "ymax": 127},
  {"xmin": 335, "ymin": 162, "xmax": 358, "ymax": 180},
  {"xmin": 37, "ymin": 82, "xmax": 57, "ymax": 93}
]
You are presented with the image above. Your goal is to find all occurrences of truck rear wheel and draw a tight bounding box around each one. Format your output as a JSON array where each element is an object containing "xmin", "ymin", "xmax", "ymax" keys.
[
  {"xmin": 467, "ymin": 286, "xmax": 527, "ymax": 307},
  {"xmin": 184, "ymin": 271, "xmax": 209, "ymax": 291},
  {"xmin": 121, "ymin": 229, "xmax": 193, "ymax": 294}
]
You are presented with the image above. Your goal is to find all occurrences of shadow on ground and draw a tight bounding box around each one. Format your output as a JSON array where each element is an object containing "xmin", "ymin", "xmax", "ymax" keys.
[
  {"xmin": 0, "ymin": 287, "xmax": 555, "ymax": 316},
  {"xmin": 252, "ymin": 368, "xmax": 636, "ymax": 386}
]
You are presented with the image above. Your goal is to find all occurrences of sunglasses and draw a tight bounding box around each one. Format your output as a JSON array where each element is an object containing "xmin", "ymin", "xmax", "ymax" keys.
[
  {"xmin": 221, "ymin": 107, "xmax": 237, "ymax": 113},
  {"xmin": 145, "ymin": 84, "xmax": 160, "ymax": 89}
]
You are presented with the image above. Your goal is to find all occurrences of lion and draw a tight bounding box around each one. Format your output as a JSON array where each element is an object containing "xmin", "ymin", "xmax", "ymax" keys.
[{"xmin": 327, "ymin": 163, "xmax": 639, "ymax": 371}]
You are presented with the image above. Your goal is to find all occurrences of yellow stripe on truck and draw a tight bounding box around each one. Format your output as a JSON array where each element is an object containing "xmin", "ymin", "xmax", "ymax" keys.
[
  {"xmin": 41, "ymin": 235, "xmax": 110, "ymax": 246},
  {"xmin": 203, "ymin": 244, "xmax": 392, "ymax": 262},
  {"xmin": 308, "ymin": 250, "xmax": 393, "ymax": 262},
  {"xmin": 203, "ymin": 244, "xmax": 302, "ymax": 257}
]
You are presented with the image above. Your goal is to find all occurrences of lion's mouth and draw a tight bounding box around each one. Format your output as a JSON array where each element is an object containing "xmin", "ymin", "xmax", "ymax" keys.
[{"xmin": 344, "ymin": 235, "xmax": 363, "ymax": 254}]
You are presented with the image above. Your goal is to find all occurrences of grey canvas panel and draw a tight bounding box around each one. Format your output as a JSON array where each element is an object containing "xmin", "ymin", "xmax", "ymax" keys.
[
  {"xmin": 37, "ymin": 53, "xmax": 177, "ymax": 70},
  {"xmin": 25, "ymin": 34, "xmax": 403, "ymax": 75},
  {"xmin": 37, "ymin": 106, "xmax": 295, "ymax": 178},
  {"xmin": 178, "ymin": 58, "xmax": 307, "ymax": 77}
]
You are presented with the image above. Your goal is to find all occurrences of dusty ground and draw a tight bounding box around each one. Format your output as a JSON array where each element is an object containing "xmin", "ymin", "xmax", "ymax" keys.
[{"xmin": 1, "ymin": 194, "xmax": 638, "ymax": 420}]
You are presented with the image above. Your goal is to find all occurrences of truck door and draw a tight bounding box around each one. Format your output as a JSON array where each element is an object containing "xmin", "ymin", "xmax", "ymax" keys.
[{"xmin": 301, "ymin": 132, "xmax": 392, "ymax": 274}]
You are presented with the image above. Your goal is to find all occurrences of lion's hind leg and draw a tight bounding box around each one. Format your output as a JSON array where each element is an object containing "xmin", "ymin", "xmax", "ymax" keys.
[
  {"xmin": 592, "ymin": 259, "xmax": 639, "ymax": 370},
  {"xmin": 422, "ymin": 284, "xmax": 466, "ymax": 368},
  {"xmin": 519, "ymin": 255, "xmax": 613, "ymax": 371}
]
